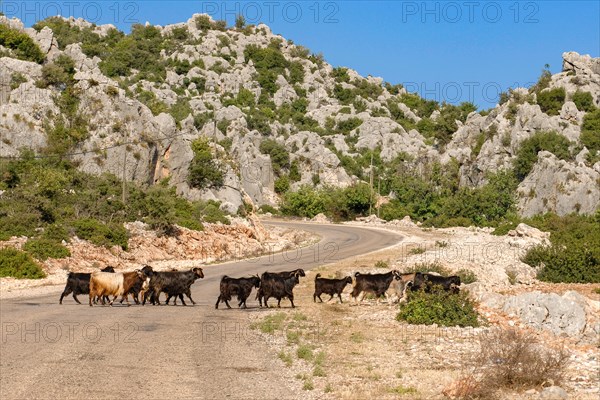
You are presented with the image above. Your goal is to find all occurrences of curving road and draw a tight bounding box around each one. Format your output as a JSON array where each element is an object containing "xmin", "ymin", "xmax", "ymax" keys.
[{"xmin": 0, "ymin": 221, "xmax": 402, "ymax": 400}]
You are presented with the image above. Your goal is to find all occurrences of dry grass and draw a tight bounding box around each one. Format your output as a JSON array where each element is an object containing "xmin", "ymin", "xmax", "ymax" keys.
[
  {"xmin": 478, "ymin": 328, "xmax": 570, "ymax": 388},
  {"xmin": 450, "ymin": 328, "xmax": 570, "ymax": 399}
]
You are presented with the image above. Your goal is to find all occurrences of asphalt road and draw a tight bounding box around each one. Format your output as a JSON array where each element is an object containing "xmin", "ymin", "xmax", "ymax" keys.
[{"xmin": 0, "ymin": 221, "xmax": 402, "ymax": 399}]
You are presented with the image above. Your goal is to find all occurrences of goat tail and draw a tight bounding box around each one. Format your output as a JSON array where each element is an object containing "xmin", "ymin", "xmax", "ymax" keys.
[{"xmin": 314, "ymin": 273, "xmax": 321, "ymax": 281}]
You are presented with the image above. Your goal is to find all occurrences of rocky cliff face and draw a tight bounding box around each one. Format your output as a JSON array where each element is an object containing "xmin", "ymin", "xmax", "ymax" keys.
[{"xmin": 1, "ymin": 15, "xmax": 598, "ymax": 215}]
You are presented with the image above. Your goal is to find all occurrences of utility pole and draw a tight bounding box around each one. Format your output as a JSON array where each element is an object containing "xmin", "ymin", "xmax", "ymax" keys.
[
  {"xmin": 377, "ymin": 176, "xmax": 381, "ymax": 218},
  {"xmin": 369, "ymin": 153, "xmax": 374, "ymax": 216},
  {"xmin": 122, "ymin": 147, "xmax": 127, "ymax": 205}
]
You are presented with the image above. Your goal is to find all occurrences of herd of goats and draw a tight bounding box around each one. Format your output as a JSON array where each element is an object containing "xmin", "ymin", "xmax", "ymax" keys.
[{"xmin": 58, "ymin": 265, "xmax": 462, "ymax": 308}]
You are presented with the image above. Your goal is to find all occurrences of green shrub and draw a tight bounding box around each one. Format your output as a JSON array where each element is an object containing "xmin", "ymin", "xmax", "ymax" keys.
[
  {"xmin": 41, "ymin": 224, "xmax": 70, "ymax": 243},
  {"xmin": 43, "ymin": 107, "xmax": 89, "ymax": 157},
  {"xmin": 290, "ymin": 45, "xmax": 310, "ymax": 59},
  {"xmin": 169, "ymin": 98, "xmax": 192, "ymax": 123},
  {"xmin": 580, "ymin": 109, "xmax": 600, "ymax": 156},
  {"xmin": 289, "ymin": 160, "xmax": 301, "ymax": 182},
  {"xmin": 246, "ymin": 107, "xmax": 273, "ymax": 134},
  {"xmin": 281, "ymin": 185, "xmax": 327, "ymax": 218},
  {"xmin": 397, "ymin": 288, "xmax": 480, "ymax": 327},
  {"xmin": 187, "ymin": 138, "xmax": 225, "ymax": 189},
  {"xmin": 572, "ymin": 91, "xmax": 595, "ymax": 112},
  {"xmin": 0, "ymin": 153, "xmax": 226, "ymax": 245},
  {"xmin": 491, "ymin": 218, "xmax": 520, "ymax": 236},
  {"xmin": 253, "ymin": 312, "xmax": 286, "ymax": 333},
  {"xmin": 72, "ymin": 218, "xmax": 129, "ymax": 250},
  {"xmin": 399, "ymin": 93, "xmax": 439, "ymax": 118},
  {"xmin": 440, "ymin": 170, "xmax": 517, "ymax": 225},
  {"xmin": 537, "ymin": 87, "xmax": 566, "ymax": 116},
  {"xmin": 513, "ymin": 131, "xmax": 572, "ymax": 181},
  {"xmin": 0, "ymin": 248, "xmax": 46, "ymax": 279},
  {"xmin": 137, "ymin": 90, "xmax": 169, "ymax": 116},
  {"xmin": 288, "ymin": 61, "xmax": 305, "ymax": 84},
  {"xmin": 522, "ymin": 213, "xmax": 600, "ymax": 283},
  {"xmin": 530, "ymin": 67, "xmax": 552, "ymax": 93},
  {"xmin": 235, "ymin": 14, "xmax": 246, "ymax": 29},
  {"xmin": 214, "ymin": 20, "xmax": 227, "ymax": 31},
  {"xmin": 278, "ymin": 351, "xmax": 293, "ymax": 367},
  {"xmin": 33, "ymin": 17, "xmax": 102, "ymax": 51},
  {"xmin": 200, "ymin": 201, "xmax": 230, "ymax": 225},
  {"xmin": 332, "ymin": 84, "xmax": 356, "ymax": 105},
  {"xmin": 331, "ymin": 67, "xmax": 350, "ymax": 83},
  {"xmin": 10, "ymin": 72, "xmax": 27, "ymax": 90},
  {"xmin": 0, "ymin": 212, "xmax": 40, "ymax": 240},
  {"xmin": 244, "ymin": 44, "xmax": 288, "ymax": 95},
  {"xmin": 297, "ymin": 345, "xmax": 314, "ymax": 361},
  {"xmin": 195, "ymin": 15, "xmax": 213, "ymax": 31},
  {"xmin": 525, "ymin": 245, "xmax": 600, "ymax": 283},
  {"xmin": 327, "ymin": 184, "xmax": 373, "ymax": 221},
  {"xmin": 0, "ymin": 24, "xmax": 45, "ymax": 63},
  {"xmin": 37, "ymin": 54, "xmax": 76, "ymax": 88},
  {"xmin": 193, "ymin": 112, "xmax": 213, "ymax": 130},
  {"xmin": 274, "ymin": 175, "xmax": 290, "ymax": 194},
  {"xmin": 335, "ymin": 117, "xmax": 363, "ymax": 135},
  {"xmin": 23, "ymin": 238, "xmax": 70, "ymax": 260},
  {"xmin": 98, "ymin": 24, "xmax": 166, "ymax": 81},
  {"xmin": 456, "ymin": 269, "xmax": 477, "ymax": 284},
  {"xmin": 230, "ymin": 88, "xmax": 255, "ymax": 108},
  {"xmin": 258, "ymin": 204, "xmax": 278, "ymax": 215},
  {"xmin": 218, "ymin": 138, "xmax": 233, "ymax": 152},
  {"xmin": 140, "ymin": 185, "xmax": 178, "ymax": 235},
  {"xmin": 259, "ymin": 139, "xmax": 290, "ymax": 175}
]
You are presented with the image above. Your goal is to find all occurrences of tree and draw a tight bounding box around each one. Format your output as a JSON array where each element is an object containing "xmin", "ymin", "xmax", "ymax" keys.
[
  {"xmin": 0, "ymin": 24, "xmax": 45, "ymax": 63},
  {"xmin": 580, "ymin": 109, "xmax": 600, "ymax": 155},
  {"xmin": 187, "ymin": 138, "xmax": 225, "ymax": 189},
  {"xmin": 572, "ymin": 91, "xmax": 595, "ymax": 113},
  {"xmin": 235, "ymin": 15, "xmax": 246, "ymax": 29},
  {"xmin": 259, "ymin": 139, "xmax": 290, "ymax": 175},
  {"xmin": 537, "ymin": 87, "xmax": 565, "ymax": 116},
  {"xmin": 513, "ymin": 131, "xmax": 572, "ymax": 181}
]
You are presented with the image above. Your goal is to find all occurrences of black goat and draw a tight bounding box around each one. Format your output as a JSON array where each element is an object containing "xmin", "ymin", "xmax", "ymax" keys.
[
  {"xmin": 59, "ymin": 266, "xmax": 115, "ymax": 304},
  {"xmin": 256, "ymin": 269, "xmax": 305, "ymax": 307},
  {"xmin": 215, "ymin": 275, "xmax": 261, "ymax": 309},
  {"xmin": 313, "ymin": 273, "xmax": 353, "ymax": 303},
  {"xmin": 351, "ymin": 270, "xmax": 401, "ymax": 304},
  {"xmin": 143, "ymin": 268, "xmax": 204, "ymax": 306},
  {"xmin": 260, "ymin": 274, "xmax": 300, "ymax": 308}
]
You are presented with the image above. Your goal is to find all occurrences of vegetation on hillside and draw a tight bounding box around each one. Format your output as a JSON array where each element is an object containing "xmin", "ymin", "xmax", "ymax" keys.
[
  {"xmin": 0, "ymin": 150, "xmax": 230, "ymax": 251},
  {"xmin": 0, "ymin": 23, "xmax": 45, "ymax": 63},
  {"xmin": 522, "ymin": 212, "xmax": 600, "ymax": 283},
  {"xmin": 187, "ymin": 138, "xmax": 226, "ymax": 190},
  {"xmin": 513, "ymin": 131, "xmax": 572, "ymax": 181}
]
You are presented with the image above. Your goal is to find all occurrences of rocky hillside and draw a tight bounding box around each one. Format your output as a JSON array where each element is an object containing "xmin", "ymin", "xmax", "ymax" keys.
[{"xmin": 1, "ymin": 14, "xmax": 598, "ymax": 216}]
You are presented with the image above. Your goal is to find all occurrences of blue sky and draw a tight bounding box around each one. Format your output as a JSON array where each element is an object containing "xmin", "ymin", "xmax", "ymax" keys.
[{"xmin": 4, "ymin": 1, "xmax": 599, "ymax": 109}]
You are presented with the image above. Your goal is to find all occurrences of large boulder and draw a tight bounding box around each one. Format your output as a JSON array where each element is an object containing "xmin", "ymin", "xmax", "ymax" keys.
[
  {"xmin": 517, "ymin": 151, "xmax": 600, "ymax": 217},
  {"xmin": 502, "ymin": 291, "xmax": 587, "ymax": 337}
]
